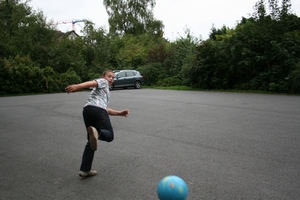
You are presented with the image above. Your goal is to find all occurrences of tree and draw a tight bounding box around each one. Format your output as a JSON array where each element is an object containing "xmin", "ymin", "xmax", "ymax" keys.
[
  {"xmin": 0, "ymin": 0, "xmax": 57, "ymax": 66},
  {"xmin": 209, "ymin": 24, "xmax": 228, "ymax": 40},
  {"xmin": 103, "ymin": 0, "xmax": 164, "ymax": 36},
  {"xmin": 81, "ymin": 22, "xmax": 113, "ymax": 80}
]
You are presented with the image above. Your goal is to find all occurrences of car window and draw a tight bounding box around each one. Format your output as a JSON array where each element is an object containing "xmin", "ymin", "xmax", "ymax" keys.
[
  {"xmin": 117, "ymin": 72, "xmax": 126, "ymax": 78},
  {"xmin": 126, "ymin": 71, "xmax": 135, "ymax": 77}
]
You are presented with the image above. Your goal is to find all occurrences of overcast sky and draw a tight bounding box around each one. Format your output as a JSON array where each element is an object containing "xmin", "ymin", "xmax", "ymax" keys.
[{"xmin": 28, "ymin": 0, "xmax": 300, "ymax": 41}]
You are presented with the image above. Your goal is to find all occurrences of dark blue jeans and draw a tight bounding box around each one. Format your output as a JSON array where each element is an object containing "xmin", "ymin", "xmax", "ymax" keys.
[{"xmin": 80, "ymin": 105, "xmax": 114, "ymax": 171}]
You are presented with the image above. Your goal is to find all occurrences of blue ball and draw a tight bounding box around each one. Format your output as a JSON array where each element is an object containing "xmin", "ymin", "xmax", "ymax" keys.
[{"xmin": 157, "ymin": 175, "xmax": 188, "ymax": 200}]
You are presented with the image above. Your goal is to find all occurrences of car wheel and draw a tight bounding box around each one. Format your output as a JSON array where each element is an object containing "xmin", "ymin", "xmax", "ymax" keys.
[
  {"xmin": 134, "ymin": 81, "xmax": 141, "ymax": 89},
  {"xmin": 109, "ymin": 84, "xmax": 113, "ymax": 90}
]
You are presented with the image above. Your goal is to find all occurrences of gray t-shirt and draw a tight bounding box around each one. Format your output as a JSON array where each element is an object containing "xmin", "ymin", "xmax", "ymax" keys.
[{"xmin": 84, "ymin": 78, "xmax": 110, "ymax": 109}]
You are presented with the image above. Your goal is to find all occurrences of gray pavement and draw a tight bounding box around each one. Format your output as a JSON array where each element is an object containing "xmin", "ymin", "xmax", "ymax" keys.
[{"xmin": 0, "ymin": 89, "xmax": 300, "ymax": 200}]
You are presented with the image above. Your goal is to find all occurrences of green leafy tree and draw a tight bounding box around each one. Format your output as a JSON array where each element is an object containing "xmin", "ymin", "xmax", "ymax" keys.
[
  {"xmin": 192, "ymin": 0, "xmax": 300, "ymax": 92},
  {"xmin": 114, "ymin": 33, "xmax": 166, "ymax": 69},
  {"xmin": 0, "ymin": 0, "xmax": 56, "ymax": 66},
  {"xmin": 116, "ymin": 34, "xmax": 149, "ymax": 69},
  {"xmin": 80, "ymin": 21, "xmax": 113, "ymax": 80},
  {"xmin": 163, "ymin": 30, "xmax": 199, "ymax": 87},
  {"xmin": 103, "ymin": 0, "xmax": 164, "ymax": 36},
  {"xmin": 49, "ymin": 37, "xmax": 86, "ymax": 77}
]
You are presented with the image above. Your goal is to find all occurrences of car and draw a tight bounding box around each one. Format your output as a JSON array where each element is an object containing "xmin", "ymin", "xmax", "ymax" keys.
[{"xmin": 110, "ymin": 70, "xmax": 145, "ymax": 90}]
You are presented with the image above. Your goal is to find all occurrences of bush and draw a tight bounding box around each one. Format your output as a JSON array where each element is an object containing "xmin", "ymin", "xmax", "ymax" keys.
[
  {"xmin": 59, "ymin": 68, "xmax": 82, "ymax": 90},
  {"xmin": 1, "ymin": 55, "xmax": 43, "ymax": 94},
  {"xmin": 41, "ymin": 66, "xmax": 60, "ymax": 93},
  {"xmin": 289, "ymin": 63, "xmax": 300, "ymax": 93},
  {"xmin": 137, "ymin": 62, "xmax": 165, "ymax": 86},
  {"xmin": 157, "ymin": 76, "xmax": 182, "ymax": 87}
]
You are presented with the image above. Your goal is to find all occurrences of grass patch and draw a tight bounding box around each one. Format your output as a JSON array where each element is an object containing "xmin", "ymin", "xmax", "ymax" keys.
[
  {"xmin": 149, "ymin": 86, "xmax": 198, "ymax": 90},
  {"xmin": 143, "ymin": 85, "xmax": 300, "ymax": 95}
]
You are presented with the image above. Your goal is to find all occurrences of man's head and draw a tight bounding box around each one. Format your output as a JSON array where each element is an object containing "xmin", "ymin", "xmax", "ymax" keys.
[{"xmin": 102, "ymin": 70, "xmax": 114, "ymax": 85}]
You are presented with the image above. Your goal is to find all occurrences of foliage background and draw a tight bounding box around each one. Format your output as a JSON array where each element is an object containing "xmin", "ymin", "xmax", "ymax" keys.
[{"xmin": 1, "ymin": 0, "xmax": 300, "ymax": 95}]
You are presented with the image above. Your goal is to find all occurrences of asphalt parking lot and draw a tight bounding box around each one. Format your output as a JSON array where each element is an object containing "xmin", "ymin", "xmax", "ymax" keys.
[{"xmin": 0, "ymin": 89, "xmax": 300, "ymax": 200}]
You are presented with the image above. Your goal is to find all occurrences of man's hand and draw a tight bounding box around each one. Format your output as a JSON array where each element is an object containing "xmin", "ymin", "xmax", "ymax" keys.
[
  {"xmin": 107, "ymin": 108, "xmax": 130, "ymax": 117},
  {"xmin": 119, "ymin": 109, "xmax": 129, "ymax": 117},
  {"xmin": 65, "ymin": 84, "xmax": 79, "ymax": 93},
  {"xmin": 66, "ymin": 81, "xmax": 97, "ymax": 93}
]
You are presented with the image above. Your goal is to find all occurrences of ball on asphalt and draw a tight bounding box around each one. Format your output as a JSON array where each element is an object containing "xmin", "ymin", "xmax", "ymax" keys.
[{"xmin": 157, "ymin": 175, "xmax": 188, "ymax": 200}]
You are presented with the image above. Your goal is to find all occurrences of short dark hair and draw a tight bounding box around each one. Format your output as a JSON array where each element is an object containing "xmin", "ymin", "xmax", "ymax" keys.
[{"xmin": 102, "ymin": 69, "xmax": 113, "ymax": 76}]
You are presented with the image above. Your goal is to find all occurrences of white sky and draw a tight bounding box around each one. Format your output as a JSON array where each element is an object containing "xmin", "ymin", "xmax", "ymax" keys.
[{"xmin": 28, "ymin": 0, "xmax": 300, "ymax": 41}]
